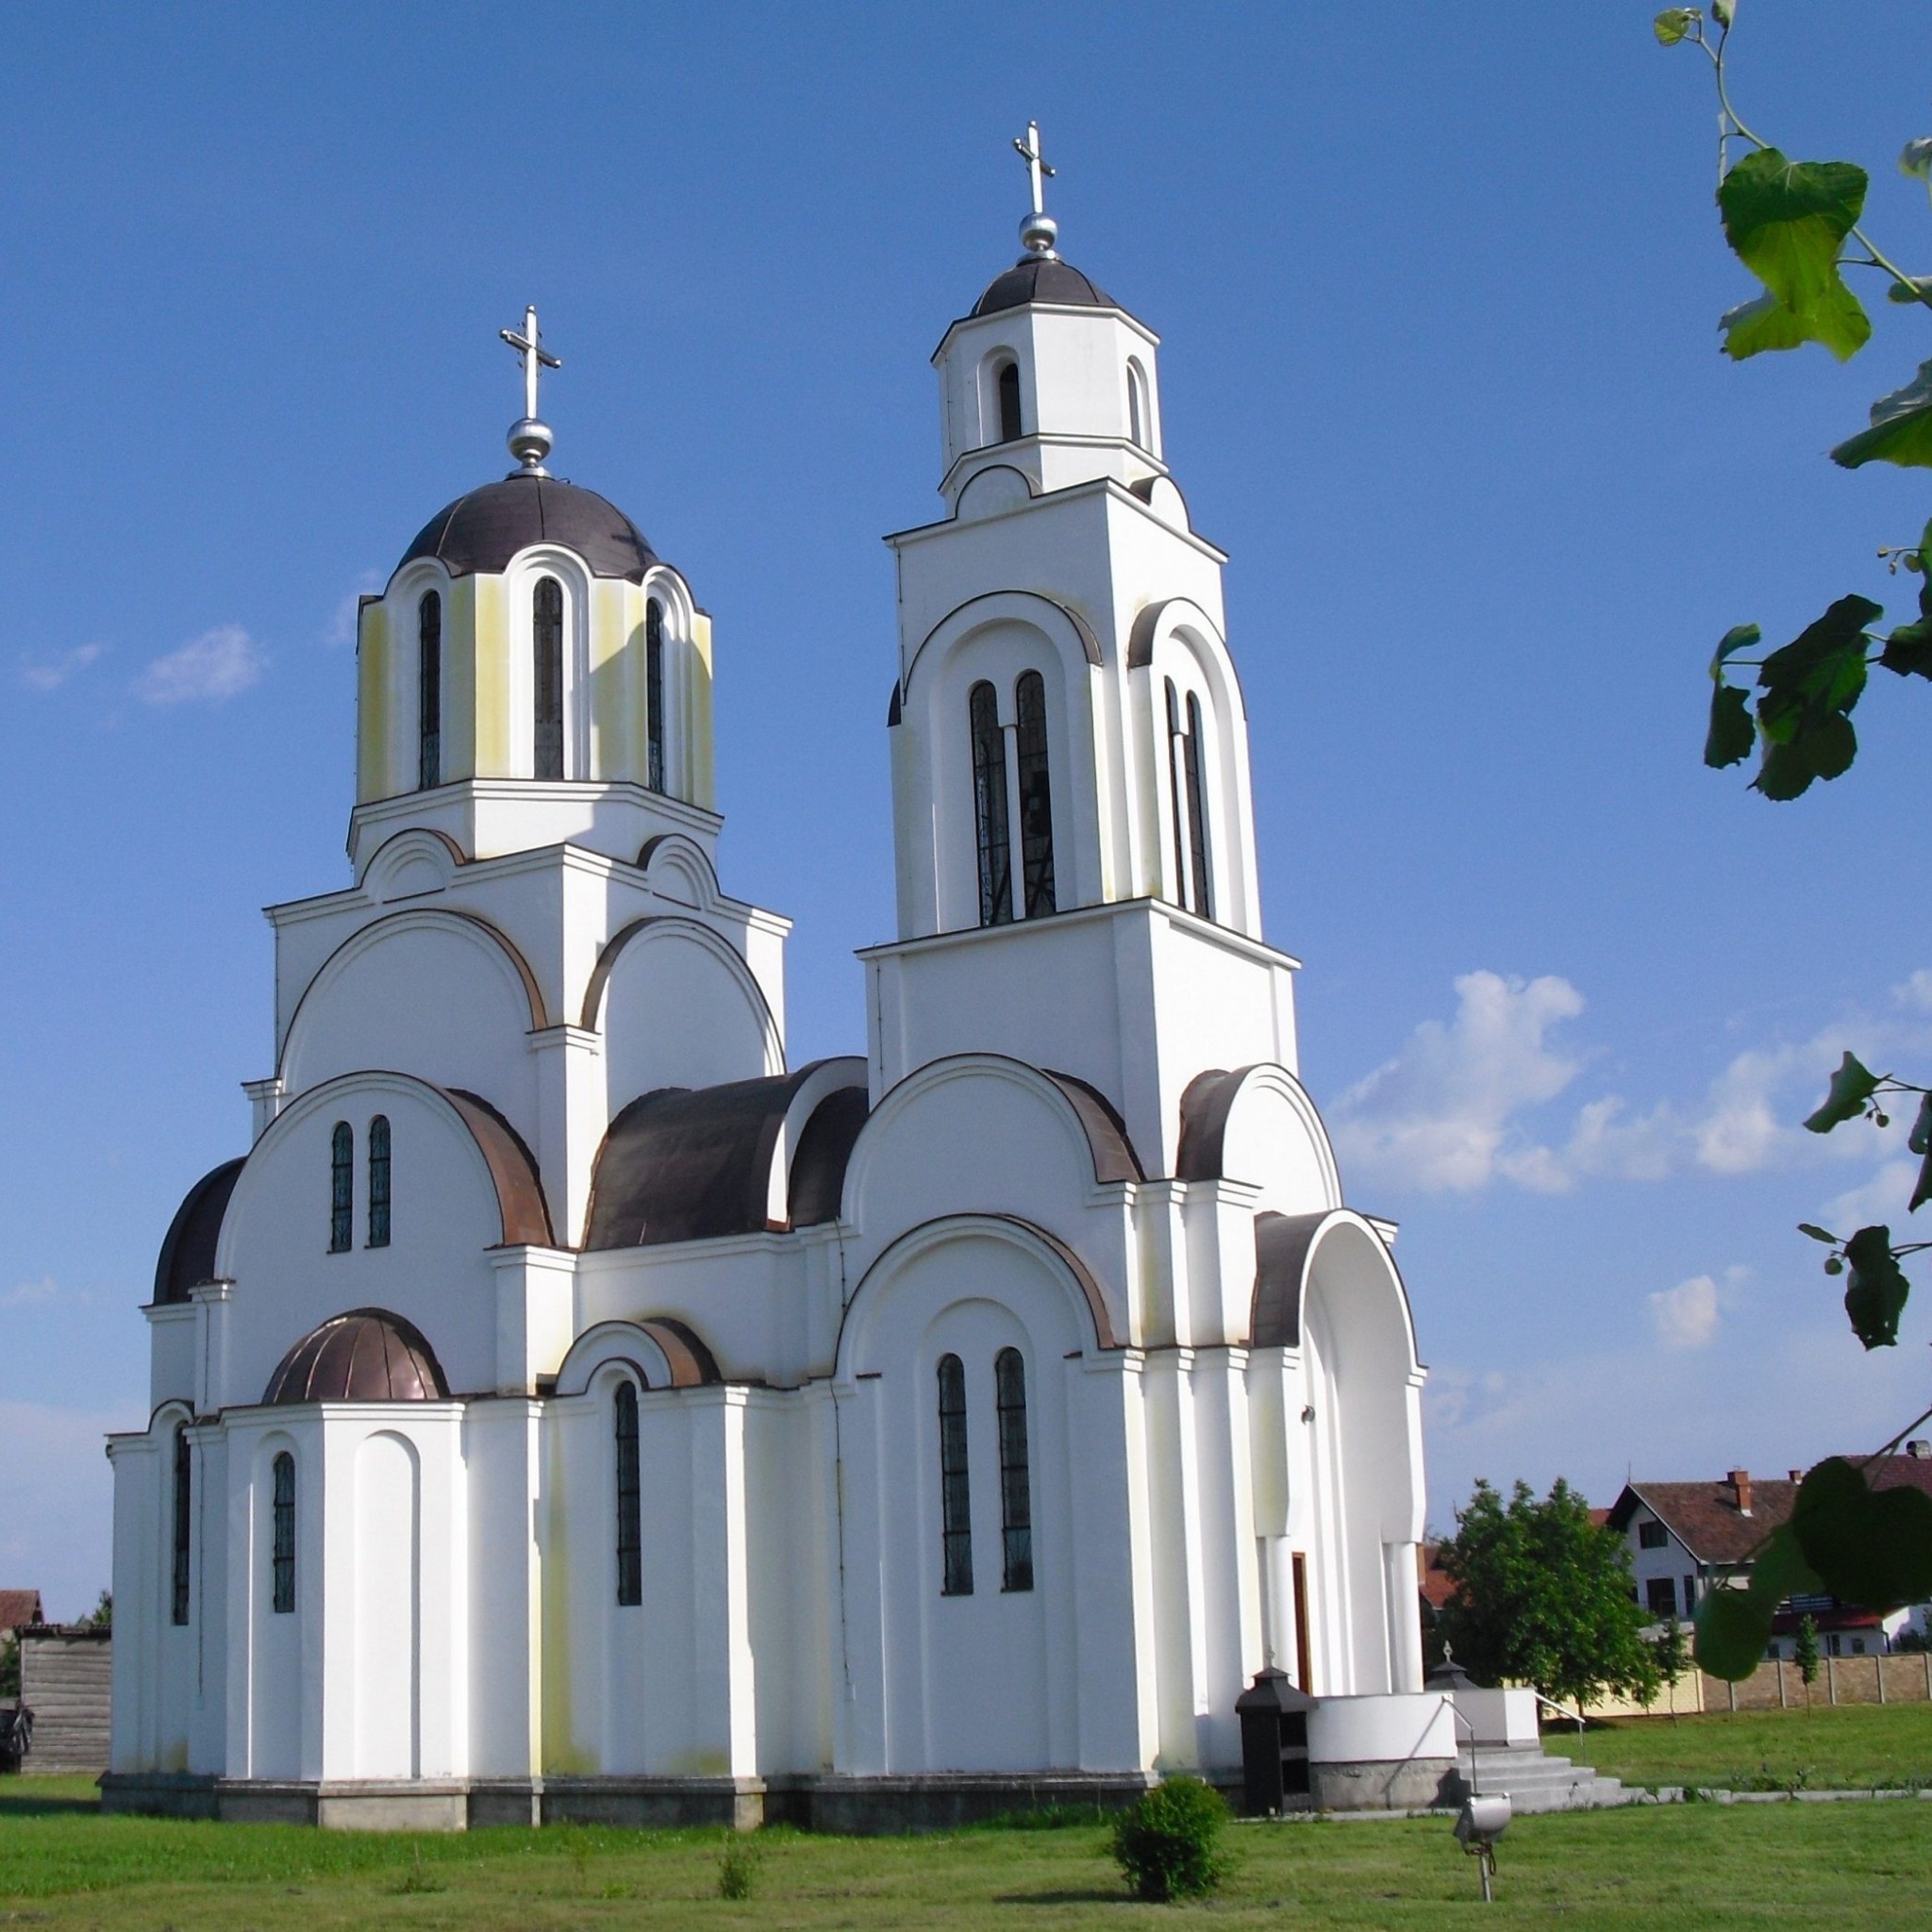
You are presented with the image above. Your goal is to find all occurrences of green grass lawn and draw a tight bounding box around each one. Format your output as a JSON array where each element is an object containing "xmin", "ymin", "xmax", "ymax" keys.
[
  {"xmin": 1561, "ymin": 1702, "xmax": 1932, "ymax": 1791},
  {"xmin": 3, "ymin": 1776, "xmax": 1931, "ymax": 1930}
]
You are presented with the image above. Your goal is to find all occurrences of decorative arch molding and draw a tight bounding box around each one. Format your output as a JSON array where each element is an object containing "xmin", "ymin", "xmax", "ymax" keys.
[
  {"xmin": 953, "ymin": 463, "xmax": 1035, "ymax": 522},
  {"xmin": 841, "ymin": 1052, "xmax": 1142, "ymax": 1226},
  {"xmin": 632, "ymin": 834, "xmax": 724, "ymax": 913},
  {"xmin": 358, "ymin": 826, "xmax": 467, "ymax": 901},
  {"xmin": 903, "ymin": 589, "xmax": 1103, "ymax": 699},
  {"xmin": 639, "ymin": 561, "xmax": 699, "ymax": 638},
  {"xmin": 143, "ymin": 1396, "xmax": 199, "ymax": 1436},
  {"xmin": 1249, "ymin": 1208, "xmax": 1419, "ymax": 1369},
  {"xmin": 553, "ymin": 1316, "xmax": 723, "ymax": 1396},
  {"xmin": 837, "ymin": 1210, "xmax": 1120, "ymax": 1380},
  {"xmin": 577, "ymin": 914, "xmax": 781, "ymax": 1071},
  {"xmin": 278, "ymin": 907, "xmax": 549, "ymax": 1077},
  {"xmin": 217, "ymin": 1069, "xmax": 553, "ymax": 1276},
  {"xmin": 1176, "ymin": 1063, "xmax": 1342, "ymax": 1208}
]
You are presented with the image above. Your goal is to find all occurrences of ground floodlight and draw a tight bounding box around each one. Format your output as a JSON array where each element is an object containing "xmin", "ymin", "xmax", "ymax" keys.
[{"xmin": 1453, "ymin": 1793, "xmax": 1511, "ymax": 1902}]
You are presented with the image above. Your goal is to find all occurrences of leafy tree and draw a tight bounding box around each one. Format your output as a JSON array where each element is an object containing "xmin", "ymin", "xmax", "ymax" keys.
[
  {"xmin": 84, "ymin": 1591, "xmax": 111, "ymax": 1634},
  {"xmin": 1652, "ymin": 1613, "xmax": 1691, "ymax": 1688},
  {"xmin": 1793, "ymin": 1613, "xmax": 1822, "ymax": 1707},
  {"xmin": 1108, "ymin": 1779, "xmax": 1229, "ymax": 1905},
  {"xmin": 0, "ymin": 1631, "xmax": 17, "ymax": 1703},
  {"xmin": 1657, "ymin": 5, "xmax": 1932, "ymax": 1679},
  {"xmin": 1436, "ymin": 1478, "xmax": 1661, "ymax": 1709}
]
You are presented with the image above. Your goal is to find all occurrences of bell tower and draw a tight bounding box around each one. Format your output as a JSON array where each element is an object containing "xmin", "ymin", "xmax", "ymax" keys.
[{"xmin": 866, "ymin": 132, "xmax": 1297, "ymax": 1174}]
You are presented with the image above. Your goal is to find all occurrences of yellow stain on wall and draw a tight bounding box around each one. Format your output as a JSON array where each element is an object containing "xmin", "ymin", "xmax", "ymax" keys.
[
  {"xmin": 689, "ymin": 610, "xmax": 716, "ymax": 811},
  {"xmin": 357, "ymin": 599, "xmax": 391, "ymax": 803},
  {"xmin": 444, "ymin": 575, "xmax": 478, "ymax": 782},
  {"xmin": 472, "ymin": 575, "xmax": 510, "ymax": 774},
  {"xmin": 538, "ymin": 1435, "xmax": 596, "ymax": 1776},
  {"xmin": 590, "ymin": 579, "xmax": 629, "ymax": 784}
]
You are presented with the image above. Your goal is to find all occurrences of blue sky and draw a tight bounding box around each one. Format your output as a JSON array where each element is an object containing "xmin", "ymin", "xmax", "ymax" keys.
[{"xmin": 5, "ymin": 4, "xmax": 1931, "ymax": 1615}]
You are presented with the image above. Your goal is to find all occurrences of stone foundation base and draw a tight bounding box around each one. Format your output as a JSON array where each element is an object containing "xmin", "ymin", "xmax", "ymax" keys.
[{"xmin": 1309, "ymin": 1757, "xmax": 1458, "ymax": 1812}]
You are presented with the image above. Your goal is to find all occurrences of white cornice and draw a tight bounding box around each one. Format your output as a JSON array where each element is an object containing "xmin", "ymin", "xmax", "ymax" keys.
[{"xmin": 884, "ymin": 474, "xmax": 1228, "ymax": 564}]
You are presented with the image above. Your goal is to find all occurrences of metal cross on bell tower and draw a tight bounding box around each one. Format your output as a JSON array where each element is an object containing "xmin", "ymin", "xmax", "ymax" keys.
[
  {"xmin": 500, "ymin": 305, "xmax": 562, "ymax": 475},
  {"xmin": 1012, "ymin": 122, "xmax": 1059, "ymax": 259}
]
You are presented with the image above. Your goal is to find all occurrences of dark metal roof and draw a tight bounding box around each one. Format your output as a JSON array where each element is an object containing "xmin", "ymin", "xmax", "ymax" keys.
[
  {"xmin": 153, "ymin": 1158, "xmax": 245, "ymax": 1305},
  {"xmin": 787, "ymin": 1088, "xmax": 869, "ymax": 1226},
  {"xmin": 264, "ymin": 1307, "xmax": 450, "ymax": 1405},
  {"xmin": 972, "ymin": 256, "xmax": 1117, "ymax": 317},
  {"xmin": 444, "ymin": 1088, "xmax": 554, "ymax": 1247},
  {"xmin": 1252, "ymin": 1209, "xmax": 1325, "ymax": 1349},
  {"xmin": 398, "ymin": 474, "xmax": 658, "ymax": 583},
  {"xmin": 585, "ymin": 1061, "xmax": 868, "ymax": 1250}
]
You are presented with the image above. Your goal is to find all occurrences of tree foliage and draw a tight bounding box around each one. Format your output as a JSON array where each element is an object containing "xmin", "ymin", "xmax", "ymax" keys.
[
  {"xmin": 1793, "ymin": 1614, "xmax": 1822, "ymax": 1689},
  {"xmin": 1659, "ymin": 6, "xmax": 1932, "ymax": 1681},
  {"xmin": 1436, "ymin": 1478, "xmax": 1661, "ymax": 1708},
  {"xmin": 1108, "ymin": 1778, "xmax": 1229, "ymax": 1904}
]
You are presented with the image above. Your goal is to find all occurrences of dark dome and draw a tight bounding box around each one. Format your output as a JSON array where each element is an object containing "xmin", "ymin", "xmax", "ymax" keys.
[
  {"xmin": 398, "ymin": 474, "xmax": 657, "ymax": 583},
  {"xmin": 973, "ymin": 256, "xmax": 1117, "ymax": 318},
  {"xmin": 154, "ymin": 1157, "xmax": 244, "ymax": 1305},
  {"xmin": 264, "ymin": 1308, "xmax": 450, "ymax": 1405}
]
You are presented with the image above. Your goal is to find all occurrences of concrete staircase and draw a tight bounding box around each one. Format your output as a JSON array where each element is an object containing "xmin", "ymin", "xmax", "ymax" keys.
[{"xmin": 1453, "ymin": 1743, "xmax": 1628, "ymax": 1813}]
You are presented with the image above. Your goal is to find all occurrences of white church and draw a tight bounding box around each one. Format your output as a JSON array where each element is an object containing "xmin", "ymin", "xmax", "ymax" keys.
[{"xmin": 105, "ymin": 136, "xmax": 1451, "ymax": 1830}]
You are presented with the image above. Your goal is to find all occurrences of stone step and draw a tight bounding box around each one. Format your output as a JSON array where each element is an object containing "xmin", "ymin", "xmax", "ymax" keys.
[{"xmin": 1453, "ymin": 1745, "xmax": 1629, "ymax": 1813}]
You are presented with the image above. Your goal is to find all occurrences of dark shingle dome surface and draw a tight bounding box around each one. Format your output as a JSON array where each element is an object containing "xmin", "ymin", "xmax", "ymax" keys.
[
  {"xmin": 399, "ymin": 474, "xmax": 657, "ymax": 583},
  {"xmin": 973, "ymin": 256, "xmax": 1116, "ymax": 317}
]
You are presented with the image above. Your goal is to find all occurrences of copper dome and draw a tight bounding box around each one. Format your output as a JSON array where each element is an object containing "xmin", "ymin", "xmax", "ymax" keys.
[{"xmin": 263, "ymin": 1308, "xmax": 450, "ymax": 1405}]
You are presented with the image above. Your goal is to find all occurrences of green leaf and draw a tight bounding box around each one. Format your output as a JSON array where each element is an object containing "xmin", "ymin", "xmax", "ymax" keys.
[
  {"xmin": 1832, "ymin": 361, "xmax": 1932, "ymax": 470},
  {"xmin": 1705, "ymin": 682, "xmax": 1755, "ymax": 768},
  {"xmin": 1910, "ymin": 1144, "xmax": 1932, "ymax": 1213},
  {"xmin": 1797, "ymin": 1223, "xmax": 1840, "ymax": 1244},
  {"xmin": 1718, "ymin": 149, "xmax": 1872, "ymax": 362},
  {"xmin": 1757, "ymin": 595, "xmax": 1879, "ymax": 699},
  {"xmin": 1746, "ymin": 1522, "xmax": 1823, "ymax": 1610},
  {"xmin": 1709, "ymin": 0, "xmax": 1732, "ymax": 23},
  {"xmin": 1908, "ymin": 1092, "xmax": 1932, "ymax": 1157},
  {"xmin": 1653, "ymin": 7, "xmax": 1699, "ymax": 43},
  {"xmin": 1746, "ymin": 596, "xmax": 1876, "ymax": 796},
  {"xmin": 1902, "ymin": 138, "xmax": 1932, "ymax": 180},
  {"xmin": 1792, "ymin": 1457, "xmax": 1932, "ymax": 1610},
  {"xmin": 1694, "ymin": 1586, "xmax": 1773, "ymax": 1680},
  {"xmin": 1887, "ymin": 278, "xmax": 1932, "ymax": 304},
  {"xmin": 1709, "ymin": 623, "xmax": 1761, "ymax": 676},
  {"xmin": 1804, "ymin": 1051, "xmax": 1880, "ymax": 1132},
  {"xmin": 1842, "ymin": 1224, "xmax": 1910, "ymax": 1348}
]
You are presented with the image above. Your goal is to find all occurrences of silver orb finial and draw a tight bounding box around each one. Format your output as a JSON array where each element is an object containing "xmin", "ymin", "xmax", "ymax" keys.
[
  {"xmin": 499, "ymin": 305, "xmax": 561, "ymax": 476},
  {"xmin": 1012, "ymin": 122, "xmax": 1058, "ymax": 259}
]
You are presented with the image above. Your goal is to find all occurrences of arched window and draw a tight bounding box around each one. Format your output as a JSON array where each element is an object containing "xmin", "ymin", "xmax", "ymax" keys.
[
  {"xmin": 271, "ymin": 1451, "xmax": 296, "ymax": 1615},
  {"xmin": 1013, "ymin": 671, "xmax": 1056, "ymax": 919},
  {"xmin": 995, "ymin": 1348, "xmax": 1033, "ymax": 1592},
  {"xmin": 366, "ymin": 1115, "xmax": 391, "ymax": 1249},
  {"xmin": 1126, "ymin": 359, "xmax": 1149, "ymax": 450},
  {"xmin": 969, "ymin": 681, "xmax": 1012, "ymax": 926},
  {"xmin": 171, "ymin": 1425, "xmax": 192, "ymax": 1625},
  {"xmin": 997, "ymin": 360, "xmax": 1024, "ymax": 443},
  {"xmin": 937, "ymin": 1354, "xmax": 973, "ymax": 1595},
  {"xmin": 1165, "ymin": 680, "xmax": 1189, "ymax": 910},
  {"xmin": 533, "ymin": 575, "xmax": 565, "ymax": 779},
  {"xmin": 1184, "ymin": 691, "xmax": 1213, "ymax": 921},
  {"xmin": 329, "ymin": 1123, "xmax": 353, "ymax": 1254},
  {"xmin": 645, "ymin": 599, "xmax": 666, "ymax": 794},
  {"xmin": 417, "ymin": 591, "xmax": 441, "ymax": 790},
  {"xmin": 614, "ymin": 1380, "xmax": 642, "ymax": 1607}
]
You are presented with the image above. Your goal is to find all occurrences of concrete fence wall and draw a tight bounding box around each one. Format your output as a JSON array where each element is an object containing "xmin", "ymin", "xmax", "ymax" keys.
[
  {"xmin": 1584, "ymin": 1651, "xmax": 1932, "ymax": 1720},
  {"xmin": 17, "ymin": 1629, "xmax": 111, "ymax": 1773}
]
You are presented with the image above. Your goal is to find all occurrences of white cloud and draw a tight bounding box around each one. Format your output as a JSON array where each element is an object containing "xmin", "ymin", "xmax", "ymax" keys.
[
  {"xmin": 325, "ymin": 571, "xmax": 384, "ymax": 648},
  {"xmin": 134, "ymin": 625, "xmax": 264, "ymax": 705},
  {"xmin": 1649, "ymin": 1273, "xmax": 1721, "ymax": 1349},
  {"xmin": 1331, "ymin": 971, "xmax": 1586, "ymax": 1192},
  {"xmin": 1, "ymin": 1275, "xmax": 60, "ymax": 1307},
  {"xmin": 0, "ymin": 1399, "xmax": 125, "ymax": 1622},
  {"xmin": 1823, "ymin": 1157, "xmax": 1922, "ymax": 1234},
  {"xmin": 19, "ymin": 642, "xmax": 105, "ymax": 691}
]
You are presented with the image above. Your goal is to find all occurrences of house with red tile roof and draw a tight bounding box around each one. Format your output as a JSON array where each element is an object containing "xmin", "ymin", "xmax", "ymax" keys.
[
  {"xmin": 1606, "ymin": 1449, "xmax": 1932, "ymax": 1658},
  {"xmin": 0, "ymin": 1591, "xmax": 44, "ymax": 1636}
]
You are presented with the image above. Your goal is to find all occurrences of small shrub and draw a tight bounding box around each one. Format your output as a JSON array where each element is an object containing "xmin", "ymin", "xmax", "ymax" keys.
[
  {"xmin": 1108, "ymin": 1776, "xmax": 1229, "ymax": 1903},
  {"xmin": 718, "ymin": 1833, "xmax": 761, "ymax": 1901},
  {"xmin": 391, "ymin": 1846, "xmax": 444, "ymax": 1894}
]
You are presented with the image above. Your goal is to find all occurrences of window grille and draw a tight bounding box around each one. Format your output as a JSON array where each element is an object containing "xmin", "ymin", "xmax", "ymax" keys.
[
  {"xmin": 533, "ymin": 576, "xmax": 565, "ymax": 779},
  {"xmin": 1013, "ymin": 672, "xmax": 1057, "ymax": 919},
  {"xmin": 997, "ymin": 362, "xmax": 1023, "ymax": 443},
  {"xmin": 418, "ymin": 591, "xmax": 441, "ymax": 790},
  {"xmin": 1165, "ymin": 680, "xmax": 1189, "ymax": 908},
  {"xmin": 615, "ymin": 1380, "xmax": 642, "ymax": 1607},
  {"xmin": 366, "ymin": 1115, "xmax": 391, "ymax": 1248},
  {"xmin": 938, "ymin": 1354, "xmax": 974, "ymax": 1595},
  {"xmin": 995, "ymin": 1348, "xmax": 1034, "ymax": 1591},
  {"xmin": 271, "ymin": 1452, "xmax": 295, "ymax": 1614},
  {"xmin": 171, "ymin": 1426, "xmax": 192, "ymax": 1625},
  {"xmin": 645, "ymin": 600, "xmax": 666, "ymax": 794},
  {"xmin": 1183, "ymin": 691, "xmax": 1212, "ymax": 921},
  {"xmin": 969, "ymin": 681, "xmax": 1011, "ymax": 926},
  {"xmin": 329, "ymin": 1122, "xmax": 353, "ymax": 1254}
]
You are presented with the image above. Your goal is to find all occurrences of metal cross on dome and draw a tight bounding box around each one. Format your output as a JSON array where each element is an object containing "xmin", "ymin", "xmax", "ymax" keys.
[
  {"xmin": 1012, "ymin": 122, "xmax": 1055, "ymax": 217},
  {"xmin": 500, "ymin": 306, "xmax": 561, "ymax": 425}
]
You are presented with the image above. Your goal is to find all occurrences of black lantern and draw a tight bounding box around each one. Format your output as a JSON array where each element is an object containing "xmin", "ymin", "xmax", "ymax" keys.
[{"xmin": 1234, "ymin": 1666, "xmax": 1315, "ymax": 1815}]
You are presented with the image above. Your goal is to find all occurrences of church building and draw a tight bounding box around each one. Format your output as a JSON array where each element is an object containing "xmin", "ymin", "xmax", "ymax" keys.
[{"xmin": 105, "ymin": 135, "xmax": 1445, "ymax": 1829}]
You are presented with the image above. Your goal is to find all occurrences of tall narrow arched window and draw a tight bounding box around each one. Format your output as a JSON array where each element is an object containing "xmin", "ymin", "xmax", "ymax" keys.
[
  {"xmin": 329, "ymin": 1122, "xmax": 353, "ymax": 1254},
  {"xmin": 614, "ymin": 1380, "xmax": 642, "ymax": 1607},
  {"xmin": 1184, "ymin": 691, "xmax": 1213, "ymax": 921},
  {"xmin": 995, "ymin": 1348, "xmax": 1034, "ymax": 1592},
  {"xmin": 937, "ymin": 1354, "xmax": 974, "ymax": 1595},
  {"xmin": 1165, "ymin": 680, "xmax": 1189, "ymax": 910},
  {"xmin": 271, "ymin": 1451, "xmax": 296, "ymax": 1615},
  {"xmin": 171, "ymin": 1425, "xmax": 192, "ymax": 1625},
  {"xmin": 969, "ymin": 681, "xmax": 1012, "ymax": 926},
  {"xmin": 417, "ymin": 591, "xmax": 441, "ymax": 790},
  {"xmin": 533, "ymin": 575, "xmax": 565, "ymax": 779},
  {"xmin": 1126, "ymin": 359, "xmax": 1149, "ymax": 450},
  {"xmin": 366, "ymin": 1115, "xmax": 391, "ymax": 1249},
  {"xmin": 997, "ymin": 360, "xmax": 1024, "ymax": 443},
  {"xmin": 645, "ymin": 599, "xmax": 666, "ymax": 794},
  {"xmin": 1013, "ymin": 671, "xmax": 1057, "ymax": 919}
]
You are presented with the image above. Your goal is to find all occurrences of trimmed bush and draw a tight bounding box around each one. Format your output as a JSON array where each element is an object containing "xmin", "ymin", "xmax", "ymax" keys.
[{"xmin": 1108, "ymin": 1776, "xmax": 1229, "ymax": 1903}]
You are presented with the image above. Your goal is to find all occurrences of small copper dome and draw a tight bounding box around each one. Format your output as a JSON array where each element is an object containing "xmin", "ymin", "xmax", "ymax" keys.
[{"xmin": 264, "ymin": 1308, "xmax": 450, "ymax": 1405}]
